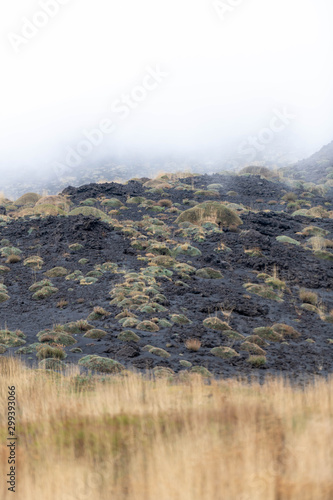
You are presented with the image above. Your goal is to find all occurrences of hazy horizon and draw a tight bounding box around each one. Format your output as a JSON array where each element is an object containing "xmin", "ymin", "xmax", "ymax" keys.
[{"xmin": 1, "ymin": 0, "xmax": 333, "ymax": 182}]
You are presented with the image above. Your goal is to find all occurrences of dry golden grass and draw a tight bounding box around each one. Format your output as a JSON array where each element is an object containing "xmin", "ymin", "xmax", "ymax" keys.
[
  {"xmin": 309, "ymin": 236, "xmax": 327, "ymax": 252},
  {"xmin": 1, "ymin": 357, "xmax": 333, "ymax": 500},
  {"xmin": 184, "ymin": 338, "xmax": 201, "ymax": 351},
  {"xmin": 299, "ymin": 288, "xmax": 318, "ymax": 305},
  {"xmin": 5, "ymin": 254, "xmax": 21, "ymax": 264}
]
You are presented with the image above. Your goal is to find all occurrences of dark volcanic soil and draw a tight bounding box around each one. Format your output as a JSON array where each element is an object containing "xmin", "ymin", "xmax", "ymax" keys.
[{"xmin": 0, "ymin": 173, "xmax": 332, "ymax": 379}]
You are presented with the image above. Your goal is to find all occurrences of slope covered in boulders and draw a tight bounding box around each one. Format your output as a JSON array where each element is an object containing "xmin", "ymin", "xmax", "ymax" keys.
[{"xmin": 0, "ymin": 169, "xmax": 332, "ymax": 379}]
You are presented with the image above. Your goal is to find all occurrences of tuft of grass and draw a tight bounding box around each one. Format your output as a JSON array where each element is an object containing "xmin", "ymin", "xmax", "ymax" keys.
[
  {"xmin": 39, "ymin": 332, "xmax": 76, "ymax": 346},
  {"xmin": 253, "ymin": 327, "xmax": 283, "ymax": 342},
  {"xmin": 32, "ymin": 285, "xmax": 58, "ymax": 300},
  {"xmin": 203, "ymin": 317, "xmax": 230, "ymax": 331},
  {"xmin": 62, "ymin": 320, "xmax": 94, "ymax": 334},
  {"xmin": 276, "ymin": 236, "xmax": 300, "ymax": 246},
  {"xmin": 210, "ymin": 346, "xmax": 239, "ymax": 359},
  {"xmin": 149, "ymin": 347, "xmax": 171, "ymax": 358},
  {"xmin": 185, "ymin": 338, "xmax": 201, "ymax": 351},
  {"xmin": 68, "ymin": 206, "xmax": 110, "ymax": 221},
  {"xmin": 0, "ymin": 329, "xmax": 26, "ymax": 347},
  {"xmin": 157, "ymin": 199, "xmax": 173, "ymax": 208},
  {"xmin": 176, "ymin": 201, "xmax": 242, "ymax": 228},
  {"xmin": 118, "ymin": 330, "xmax": 140, "ymax": 342},
  {"xmin": 247, "ymin": 355, "xmax": 267, "ymax": 367},
  {"xmin": 240, "ymin": 342, "xmax": 266, "ymax": 356},
  {"xmin": 136, "ymin": 320, "xmax": 159, "ymax": 332},
  {"xmin": 6, "ymin": 254, "xmax": 22, "ymax": 263},
  {"xmin": 243, "ymin": 283, "xmax": 283, "ymax": 302},
  {"xmin": 299, "ymin": 288, "xmax": 318, "ymax": 305},
  {"xmin": 171, "ymin": 314, "xmax": 192, "ymax": 325},
  {"xmin": 2, "ymin": 359, "xmax": 333, "ymax": 499},
  {"xmin": 245, "ymin": 335, "xmax": 267, "ymax": 347},
  {"xmin": 272, "ymin": 324, "xmax": 300, "ymax": 339},
  {"xmin": 24, "ymin": 256, "xmax": 44, "ymax": 269},
  {"xmin": 15, "ymin": 192, "xmax": 41, "ymax": 206},
  {"xmin": 78, "ymin": 355, "xmax": 125, "ymax": 373},
  {"xmin": 56, "ymin": 299, "xmax": 68, "ymax": 309},
  {"xmin": 196, "ymin": 267, "xmax": 223, "ymax": 279},
  {"xmin": 36, "ymin": 344, "xmax": 66, "ymax": 360},
  {"xmin": 45, "ymin": 267, "xmax": 68, "ymax": 278},
  {"xmin": 68, "ymin": 243, "xmax": 83, "ymax": 252},
  {"xmin": 1, "ymin": 246, "xmax": 22, "ymax": 257},
  {"xmin": 87, "ymin": 306, "xmax": 110, "ymax": 321},
  {"xmin": 83, "ymin": 329, "xmax": 108, "ymax": 340}
]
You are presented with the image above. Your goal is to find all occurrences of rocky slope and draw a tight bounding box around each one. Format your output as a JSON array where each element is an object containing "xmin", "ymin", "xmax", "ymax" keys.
[{"xmin": 0, "ymin": 171, "xmax": 332, "ymax": 379}]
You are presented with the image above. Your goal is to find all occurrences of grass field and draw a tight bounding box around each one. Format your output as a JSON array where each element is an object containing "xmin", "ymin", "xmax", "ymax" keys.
[{"xmin": 0, "ymin": 358, "xmax": 333, "ymax": 500}]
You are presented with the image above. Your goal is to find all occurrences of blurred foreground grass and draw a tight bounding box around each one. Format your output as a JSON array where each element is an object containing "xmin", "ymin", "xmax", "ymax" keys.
[{"xmin": 0, "ymin": 358, "xmax": 333, "ymax": 500}]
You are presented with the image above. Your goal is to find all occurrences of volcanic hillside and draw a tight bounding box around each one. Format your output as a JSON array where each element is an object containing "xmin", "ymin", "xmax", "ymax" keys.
[
  {"xmin": 286, "ymin": 139, "xmax": 333, "ymax": 184},
  {"xmin": 0, "ymin": 168, "xmax": 332, "ymax": 379}
]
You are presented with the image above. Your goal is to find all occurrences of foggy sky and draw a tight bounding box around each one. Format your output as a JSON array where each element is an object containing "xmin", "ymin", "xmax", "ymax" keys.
[{"xmin": 1, "ymin": 0, "xmax": 333, "ymax": 178}]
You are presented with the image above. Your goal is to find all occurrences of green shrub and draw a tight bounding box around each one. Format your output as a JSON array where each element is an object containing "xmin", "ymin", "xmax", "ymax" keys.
[
  {"xmin": 272, "ymin": 324, "xmax": 300, "ymax": 339},
  {"xmin": 276, "ymin": 236, "xmax": 300, "ymax": 246},
  {"xmin": 45, "ymin": 267, "xmax": 68, "ymax": 278},
  {"xmin": 69, "ymin": 207, "xmax": 110, "ymax": 221},
  {"xmin": 253, "ymin": 327, "xmax": 283, "ymax": 342},
  {"xmin": 121, "ymin": 317, "xmax": 140, "ymax": 328},
  {"xmin": 87, "ymin": 306, "xmax": 110, "ymax": 321},
  {"xmin": 243, "ymin": 283, "xmax": 283, "ymax": 302},
  {"xmin": 101, "ymin": 198, "xmax": 124, "ymax": 207},
  {"xmin": 36, "ymin": 345, "xmax": 66, "ymax": 360},
  {"xmin": 78, "ymin": 355, "xmax": 125, "ymax": 373},
  {"xmin": 176, "ymin": 201, "xmax": 242, "ymax": 228},
  {"xmin": 245, "ymin": 335, "xmax": 267, "ymax": 347},
  {"xmin": 196, "ymin": 268, "xmax": 223, "ymax": 279},
  {"xmin": 80, "ymin": 277, "xmax": 98, "ymax": 285},
  {"xmin": 118, "ymin": 330, "xmax": 140, "ymax": 342},
  {"xmin": 0, "ymin": 329, "xmax": 26, "ymax": 347},
  {"xmin": 240, "ymin": 342, "xmax": 266, "ymax": 356},
  {"xmin": 80, "ymin": 198, "xmax": 96, "ymax": 206},
  {"xmin": 223, "ymin": 330, "xmax": 245, "ymax": 340},
  {"xmin": 29, "ymin": 280, "xmax": 52, "ymax": 292},
  {"xmin": 127, "ymin": 196, "xmax": 146, "ymax": 204},
  {"xmin": 239, "ymin": 166, "xmax": 278, "ymax": 180},
  {"xmin": 247, "ymin": 355, "xmax": 267, "ymax": 367},
  {"xmin": 32, "ymin": 286, "xmax": 58, "ymax": 300},
  {"xmin": 179, "ymin": 360, "xmax": 192, "ymax": 368},
  {"xmin": 301, "ymin": 226, "xmax": 329, "ymax": 237},
  {"xmin": 203, "ymin": 317, "xmax": 230, "ymax": 331},
  {"xmin": 136, "ymin": 321, "xmax": 159, "ymax": 332},
  {"xmin": 63, "ymin": 320, "xmax": 94, "ymax": 334},
  {"xmin": 265, "ymin": 277, "xmax": 286, "ymax": 290},
  {"xmin": 15, "ymin": 192, "xmax": 40, "ymax": 206},
  {"xmin": 0, "ymin": 292, "xmax": 10, "ymax": 303},
  {"xmin": 38, "ymin": 359, "xmax": 66, "ymax": 371},
  {"xmin": 39, "ymin": 332, "xmax": 76, "ymax": 346},
  {"xmin": 0, "ymin": 246, "xmax": 22, "ymax": 257},
  {"xmin": 23, "ymin": 256, "xmax": 44, "ymax": 269},
  {"xmin": 149, "ymin": 347, "xmax": 171, "ymax": 358},
  {"xmin": 70, "ymin": 347, "xmax": 83, "ymax": 353},
  {"xmin": 69, "ymin": 243, "xmax": 83, "ymax": 252},
  {"xmin": 210, "ymin": 347, "xmax": 239, "ymax": 359},
  {"xmin": 83, "ymin": 329, "xmax": 108, "ymax": 339},
  {"xmin": 173, "ymin": 243, "xmax": 202, "ymax": 257},
  {"xmin": 299, "ymin": 288, "xmax": 318, "ymax": 305},
  {"xmin": 313, "ymin": 251, "xmax": 333, "ymax": 261},
  {"xmin": 190, "ymin": 366, "xmax": 213, "ymax": 377},
  {"xmin": 171, "ymin": 314, "xmax": 192, "ymax": 325}
]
